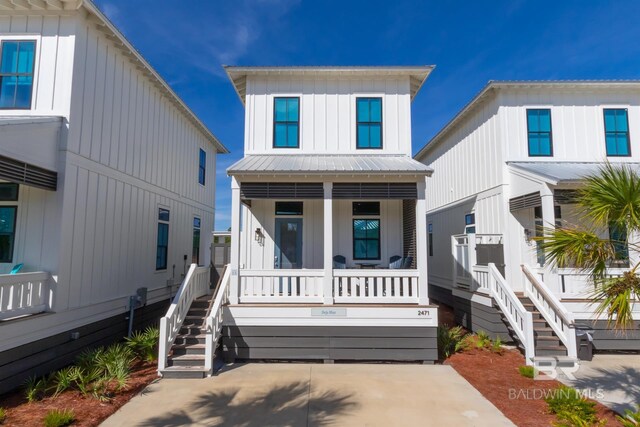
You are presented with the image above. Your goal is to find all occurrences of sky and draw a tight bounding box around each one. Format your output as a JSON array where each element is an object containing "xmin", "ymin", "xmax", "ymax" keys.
[{"xmin": 94, "ymin": 0, "xmax": 640, "ymax": 230}]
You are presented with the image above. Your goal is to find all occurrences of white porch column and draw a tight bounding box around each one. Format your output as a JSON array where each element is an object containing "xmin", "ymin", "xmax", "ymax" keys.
[
  {"xmin": 323, "ymin": 182, "xmax": 334, "ymax": 305},
  {"xmin": 229, "ymin": 176, "xmax": 241, "ymax": 305},
  {"xmin": 540, "ymin": 184, "xmax": 556, "ymax": 229},
  {"xmin": 416, "ymin": 180, "xmax": 429, "ymax": 305}
]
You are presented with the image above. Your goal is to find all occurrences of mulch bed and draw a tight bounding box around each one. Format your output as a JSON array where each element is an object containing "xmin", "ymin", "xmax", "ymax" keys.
[
  {"xmin": 0, "ymin": 361, "xmax": 158, "ymax": 427},
  {"xmin": 445, "ymin": 345, "xmax": 623, "ymax": 427}
]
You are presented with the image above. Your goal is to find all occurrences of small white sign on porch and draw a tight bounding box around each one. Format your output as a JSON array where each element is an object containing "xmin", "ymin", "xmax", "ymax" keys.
[{"xmin": 311, "ymin": 308, "xmax": 347, "ymax": 317}]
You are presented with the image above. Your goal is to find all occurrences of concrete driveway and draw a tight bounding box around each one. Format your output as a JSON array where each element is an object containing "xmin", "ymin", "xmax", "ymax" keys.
[
  {"xmin": 559, "ymin": 354, "xmax": 640, "ymax": 414},
  {"xmin": 101, "ymin": 363, "xmax": 514, "ymax": 426}
]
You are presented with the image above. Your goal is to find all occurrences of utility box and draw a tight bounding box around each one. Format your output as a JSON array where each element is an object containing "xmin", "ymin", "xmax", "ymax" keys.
[{"xmin": 575, "ymin": 324, "xmax": 594, "ymax": 361}]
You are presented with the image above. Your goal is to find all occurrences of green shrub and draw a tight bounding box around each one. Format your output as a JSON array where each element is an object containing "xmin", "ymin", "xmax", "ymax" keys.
[
  {"xmin": 518, "ymin": 365, "xmax": 536, "ymax": 378},
  {"xmin": 24, "ymin": 375, "xmax": 49, "ymax": 402},
  {"xmin": 51, "ymin": 366, "xmax": 75, "ymax": 397},
  {"xmin": 0, "ymin": 407, "xmax": 6, "ymax": 424},
  {"xmin": 70, "ymin": 343, "xmax": 135, "ymax": 399},
  {"xmin": 491, "ymin": 336, "xmax": 504, "ymax": 353},
  {"xmin": 43, "ymin": 409, "xmax": 75, "ymax": 427},
  {"xmin": 125, "ymin": 327, "xmax": 160, "ymax": 362},
  {"xmin": 475, "ymin": 330, "xmax": 492, "ymax": 349},
  {"xmin": 437, "ymin": 325, "xmax": 467, "ymax": 359},
  {"xmin": 617, "ymin": 405, "xmax": 640, "ymax": 427},
  {"xmin": 545, "ymin": 386, "xmax": 599, "ymax": 427}
]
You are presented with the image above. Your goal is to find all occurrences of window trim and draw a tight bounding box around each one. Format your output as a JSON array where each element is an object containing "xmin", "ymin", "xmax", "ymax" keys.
[
  {"xmin": 272, "ymin": 96, "xmax": 300, "ymax": 149},
  {"xmin": 356, "ymin": 97, "xmax": 383, "ymax": 150},
  {"xmin": 352, "ymin": 218, "xmax": 381, "ymax": 261},
  {"xmin": 0, "ymin": 37, "xmax": 38, "ymax": 111},
  {"xmin": 602, "ymin": 107, "xmax": 631, "ymax": 157},
  {"xmin": 198, "ymin": 148, "xmax": 206, "ymax": 186},
  {"xmin": 0, "ymin": 205, "xmax": 18, "ymax": 264},
  {"xmin": 155, "ymin": 206, "xmax": 170, "ymax": 271},
  {"xmin": 526, "ymin": 108, "xmax": 554, "ymax": 157}
]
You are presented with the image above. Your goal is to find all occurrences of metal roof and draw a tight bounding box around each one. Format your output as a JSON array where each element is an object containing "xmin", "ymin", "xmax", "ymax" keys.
[
  {"xmin": 227, "ymin": 155, "xmax": 434, "ymax": 176},
  {"xmin": 509, "ymin": 162, "xmax": 640, "ymax": 184},
  {"xmin": 414, "ymin": 80, "xmax": 640, "ymax": 160},
  {"xmin": 0, "ymin": 116, "xmax": 63, "ymax": 127},
  {"xmin": 224, "ymin": 65, "xmax": 435, "ymax": 105}
]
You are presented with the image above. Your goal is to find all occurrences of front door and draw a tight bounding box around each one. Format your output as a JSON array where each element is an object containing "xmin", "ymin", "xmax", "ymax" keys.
[{"xmin": 274, "ymin": 218, "xmax": 303, "ymax": 269}]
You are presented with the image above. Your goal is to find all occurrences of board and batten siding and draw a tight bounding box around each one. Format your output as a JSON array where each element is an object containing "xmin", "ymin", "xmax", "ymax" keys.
[
  {"xmin": 0, "ymin": 14, "xmax": 76, "ymax": 116},
  {"xmin": 239, "ymin": 199, "xmax": 403, "ymax": 270},
  {"xmin": 244, "ymin": 76, "xmax": 412, "ymax": 155},
  {"xmin": 498, "ymin": 88, "xmax": 640, "ymax": 163},
  {"xmin": 421, "ymin": 97, "xmax": 503, "ymax": 212}
]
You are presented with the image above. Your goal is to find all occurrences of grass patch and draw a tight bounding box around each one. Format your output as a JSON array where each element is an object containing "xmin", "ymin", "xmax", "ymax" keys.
[
  {"xmin": 545, "ymin": 385, "xmax": 600, "ymax": 427},
  {"xmin": 43, "ymin": 409, "xmax": 75, "ymax": 427},
  {"xmin": 518, "ymin": 365, "xmax": 535, "ymax": 379}
]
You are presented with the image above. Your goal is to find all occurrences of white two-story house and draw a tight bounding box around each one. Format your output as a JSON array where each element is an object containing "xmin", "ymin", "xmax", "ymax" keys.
[
  {"xmin": 157, "ymin": 66, "xmax": 439, "ymax": 377},
  {"xmin": 0, "ymin": 0, "xmax": 227, "ymax": 393},
  {"xmin": 415, "ymin": 81, "xmax": 640, "ymax": 362}
]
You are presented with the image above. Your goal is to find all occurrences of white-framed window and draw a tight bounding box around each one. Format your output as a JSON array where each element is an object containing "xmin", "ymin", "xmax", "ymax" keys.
[
  {"xmin": 192, "ymin": 216, "xmax": 201, "ymax": 265},
  {"xmin": 0, "ymin": 35, "xmax": 40, "ymax": 110},
  {"xmin": 464, "ymin": 213, "xmax": 475, "ymax": 234},
  {"xmin": 156, "ymin": 207, "xmax": 170, "ymax": 270},
  {"xmin": 428, "ymin": 223, "xmax": 433, "ymax": 257},
  {"xmin": 0, "ymin": 182, "xmax": 19, "ymax": 263}
]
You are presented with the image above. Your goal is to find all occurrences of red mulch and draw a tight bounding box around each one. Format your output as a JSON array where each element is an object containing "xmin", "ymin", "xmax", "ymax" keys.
[
  {"xmin": 445, "ymin": 345, "xmax": 623, "ymax": 427},
  {"xmin": 0, "ymin": 361, "xmax": 158, "ymax": 427}
]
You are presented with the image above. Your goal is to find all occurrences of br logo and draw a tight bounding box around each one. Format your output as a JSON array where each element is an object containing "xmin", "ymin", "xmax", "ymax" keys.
[{"xmin": 533, "ymin": 357, "xmax": 580, "ymax": 380}]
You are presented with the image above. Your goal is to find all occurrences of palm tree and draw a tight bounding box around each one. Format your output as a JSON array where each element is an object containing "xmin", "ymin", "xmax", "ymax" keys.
[{"xmin": 538, "ymin": 163, "xmax": 640, "ymax": 330}]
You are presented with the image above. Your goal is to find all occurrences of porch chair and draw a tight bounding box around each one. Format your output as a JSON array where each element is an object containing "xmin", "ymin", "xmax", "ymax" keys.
[
  {"xmin": 333, "ymin": 255, "xmax": 346, "ymax": 269},
  {"xmin": 389, "ymin": 255, "xmax": 402, "ymax": 269},
  {"xmin": 400, "ymin": 256, "xmax": 414, "ymax": 269},
  {"xmin": 10, "ymin": 263, "xmax": 23, "ymax": 274}
]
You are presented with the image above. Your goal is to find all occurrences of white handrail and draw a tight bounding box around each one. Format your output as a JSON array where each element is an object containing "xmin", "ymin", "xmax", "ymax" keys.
[
  {"xmin": 522, "ymin": 264, "xmax": 577, "ymax": 359},
  {"xmin": 0, "ymin": 272, "xmax": 52, "ymax": 320},
  {"xmin": 487, "ymin": 263, "xmax": 535, "ymax": 364},
  {"xmin": 204, "ymin": 264, "xmax": 231, "ymax": 376},
  {"xmin": 158, "ymin": 264, "xmax": 211, "ymax": 373}
]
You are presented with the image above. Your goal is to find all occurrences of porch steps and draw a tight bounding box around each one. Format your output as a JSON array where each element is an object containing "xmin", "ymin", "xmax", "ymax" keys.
[
  {"xmin": 517, "ymin": 294, "xmax": 568, "ymax": 358},
  {"xmin": 162, "ymin": 296, "xmax": 213, "ymax": 379}
]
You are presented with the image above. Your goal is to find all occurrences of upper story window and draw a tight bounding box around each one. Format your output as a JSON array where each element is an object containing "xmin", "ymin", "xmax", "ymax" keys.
[
  {"xmin": 0, "ymin": 40, "xmax": 36, "ymax": 109},
  {"xmin": 526, "ymin": 109, "xmax": 553, "ymax": 156},
  {"xmin": 356, "ymin": 98, "xmax": 382, "ymax": 149},
  {"xmin": 464, "ymin": 213, "xmax": 476, "ymax": 234},
  {"xmin": 273, "ymin": 97, "xmax": 299, "ymax": 148},
  {"xmin": 603, "ymin": 108, "xmax": 630, "ymax": 157},
  {"xmin": 198, "ymin": 149, "xmax": 206, "ymax": 185}
]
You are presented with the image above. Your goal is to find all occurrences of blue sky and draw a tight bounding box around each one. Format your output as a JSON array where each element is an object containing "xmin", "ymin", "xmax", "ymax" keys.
[{"xmin": 94, "ymin": 0, "xmax": 640, "ymax": 230}]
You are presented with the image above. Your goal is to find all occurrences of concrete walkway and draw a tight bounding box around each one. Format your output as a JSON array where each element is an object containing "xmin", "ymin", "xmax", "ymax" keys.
[
  {"xmin": 101, "ymin": 363, "xmax": 515, "ymax": 426},
  {"xmin": 559, "ymin": 354, "xmax": 640, "ymax": 414}
]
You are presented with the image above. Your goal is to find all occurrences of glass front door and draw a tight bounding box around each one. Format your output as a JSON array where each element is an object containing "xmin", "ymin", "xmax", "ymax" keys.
[{"xmin": 274, "ymin": 218, "xmax": 303, "ymax": 269}]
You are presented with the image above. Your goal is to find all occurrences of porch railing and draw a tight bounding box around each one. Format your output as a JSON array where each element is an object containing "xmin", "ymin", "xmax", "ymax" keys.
[
  {"xmin": 204, "ymin": 265, "xmax": 231, "ymax": 376},
  {"xmin": 0, "ymin": 272, "xmax": 52, "ymax": 320},
  {"xmin": 556, "ymin": 268, "xmax": 626, "ymax": 299},
  {"xmin": 158, "ymin": 264, "xmax": 210, "ymax": 372},
  {"xmin": 333, "ymin": 270, "xmax": 419, "ymax": 304},
  {"xmin": 239, "ymin": 269, "xmax": 324, "ymax": 303},
  {"xmin": 522, "ymin": 264, "xmax": 577, "ymax": 359},
  {"xmin": 487, "ymin": 263, "xmax": 535, "ymax": 364},
  {"xmin": 471, "ymin": 265, "xmax": 491, "ymax": 294}
]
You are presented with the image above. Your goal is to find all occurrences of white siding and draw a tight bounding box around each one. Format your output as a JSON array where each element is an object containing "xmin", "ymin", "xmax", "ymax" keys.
[
  {"xmin": 0, "ymin": 14, "xmax": 76, "ymax": 116},
  {"xmin": 244, "ymin": 76, "xmax": 412, "ymax": 155}
]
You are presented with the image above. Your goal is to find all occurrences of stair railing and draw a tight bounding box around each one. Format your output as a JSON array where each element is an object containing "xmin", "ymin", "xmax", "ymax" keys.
[
  {"xmin": 522, "ymin": 264, "xmax": 577, "ymax": 359},
  {"xmin": 204, "ymin": 264, "xmax": 231, "ymax": 376},
  {"xmin": 487, "ymin": 263, "xmax": 536, "ymax": 364},
  {"xmin": 158, "ymin": 263, "xmax": 211, "ymax": 373}
]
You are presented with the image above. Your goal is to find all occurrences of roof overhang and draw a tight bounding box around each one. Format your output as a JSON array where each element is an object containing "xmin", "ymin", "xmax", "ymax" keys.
[
  {"xmin": 415, "ymin": 80, "xmax": 640, "ymax": 160},
  {"xmin": 0, "ymin": 0, "xmax": 229, "ymax": 154},
  {"xmin": 227, "ymin": 154, "xmax": 434, "ymax": 177},
  {"xmin": 224, "ymin": 66, "xmax": 435, "ymax": 106},
  {"xmin": 508, "ymin": 162, "xmax": 640, "ymax": 186}
]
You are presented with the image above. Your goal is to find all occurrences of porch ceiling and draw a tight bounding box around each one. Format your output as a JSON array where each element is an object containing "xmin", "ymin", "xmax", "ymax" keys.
[
  {"xmin": 509, "ymin": 162, "xmax": 640, "ymax": 185},
  {"xmin": 227, "ymin": 155, "xmax": 433, "ymax": 177}
]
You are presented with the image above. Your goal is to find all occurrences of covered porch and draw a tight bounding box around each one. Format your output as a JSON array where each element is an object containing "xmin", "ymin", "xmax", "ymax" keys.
[{"xmin": 227, "ymin": 155, "xmax": 432, "ymax": 306}]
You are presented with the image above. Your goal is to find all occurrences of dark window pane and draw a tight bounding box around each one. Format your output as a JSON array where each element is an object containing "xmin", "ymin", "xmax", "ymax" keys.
[
  {"xmin": 357, "ymin": 99, "xmax": 370, "ymax": 122},
  {"xmin": 193, "ymin": 217, "xmax": 201, "ymax": 228},
  {"xmin": 192, "ymin": 218, "xmax": 200, "ymax": 265},
  {"xmin": 0, "ymin": 76, "xmax": 17, "ymax": 107},
  {"xmin": 370, "ymin": 99, "xmax": 382, "ymax": 122},
  {"xmin": 465, "ymin": 213, "xmax": 475, "ymax": 225},
  {"xmin": 17, "ymin": 41, "xmax": 34, "ymax": 73},
  {"xmin": 0, "ymin": 183, "xmax": 18, "ymax": 201},
  {"xmin": 0, "ymin": 206, "xmax": 16, "ymax": 263},
  {"xmin": 527, "ymin": 109, "xmax": 553, "ymax": 157},
  {"xmin": 368, "ymin": 124, "xmax": 381, "ymax": 148},
  {"xmin": 357, "ymin": 124, "xmax": 370, "ymax": 148},
  {"xmin": 0, "ymin": 41, "xmax": 18, "ymax": 73},
  {"xmin": 287, "ymin": 98, "xmax": 299, "ymax": 122},
  {"xmin": 274, "ymin": 98, "xmax": 288, "ymax": 122},
  {"xmin": 287, "ymin": 123, "xmax": 298, "ymax": 147},
  {"xmin": 275, "ymin": 201, "xmax": 303, "ymax": 215},
  {"xmin": 14, "ymin": 75, "xmax": 32, "ymax": 108},
  {"xmin": 156, "ymin": 222, "xmax": 169, "ymax": 270},
  {"xmin": 274, "ymin": 123, "xmax": 287, "ymax": 147},
  {"xmin": 158, "ymin": 208, "xmax": 170, "ymax": 222},
  {"xmin": 353, "ymin": 202, "xmax": 380, "ymax": 216}
]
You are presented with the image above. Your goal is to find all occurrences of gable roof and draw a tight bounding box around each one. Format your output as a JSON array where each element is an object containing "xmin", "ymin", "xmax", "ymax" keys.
[
  {"xmin": 0, "ymin": 0, "xmax": 229, "ymax": 154},
  {"xmin": 414, "ymin": 80, "xmax": 640, "ymax": 161},
  {"xmin": 224, "ymin": 66, "xmax": 435, "ymax": 105}
]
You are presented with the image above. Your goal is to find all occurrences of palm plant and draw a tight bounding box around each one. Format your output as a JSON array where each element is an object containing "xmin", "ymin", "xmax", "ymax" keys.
[{"xmin": 538, "ymin": 163, "xmax": 640, "ymax": 330}]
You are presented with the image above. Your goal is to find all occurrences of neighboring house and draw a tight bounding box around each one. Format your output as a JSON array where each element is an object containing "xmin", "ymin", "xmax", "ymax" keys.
[
  {"xmin": 0, "ymin": 0, "xmax": 228, "ymax": 393},
  {"xmin": 157, "ymin": 66, "xmax": 439, "ymax": 377},
  {"xmin": 415, "ymin": 81, "xmax": 640, "ymax": 362}
]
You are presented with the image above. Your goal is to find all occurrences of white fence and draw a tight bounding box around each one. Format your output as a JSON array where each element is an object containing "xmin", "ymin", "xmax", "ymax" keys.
[
  {"xmin": 239, "ymin": 269, "xmax": 325, "ymax": 303},
  {"xmin": 452, "ymin": 234, "xmax": 503, "ymax": 292},
  {"xmin": 333, "ymin": 270, "xmax": 419, "ymax": 304},
  {"xmin": 158, "ymin": 264, "xmax": 210, "ymax": 372},
  {"xmin": 204, "ymin": 265, "xmax": 231, "ymax": 376},
  {"xmin": 0, "ymin": 272, "xmax": 52, "ymax": 320}
]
